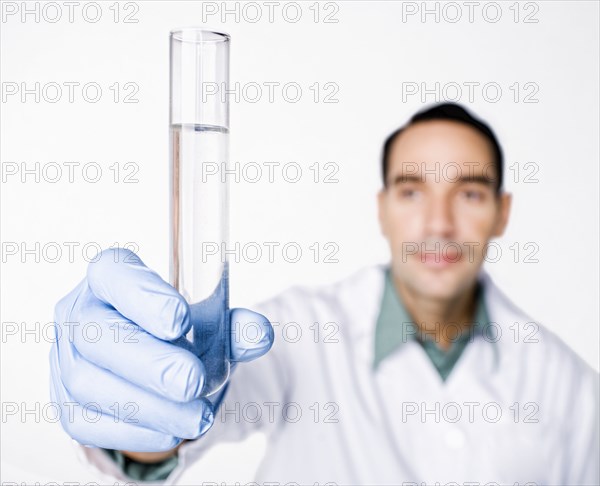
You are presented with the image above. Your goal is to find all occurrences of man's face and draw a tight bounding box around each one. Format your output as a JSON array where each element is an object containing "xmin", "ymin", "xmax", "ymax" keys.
[{"xmin": 378, "ymin": 120, "xmax": 512, "ymax": 301}]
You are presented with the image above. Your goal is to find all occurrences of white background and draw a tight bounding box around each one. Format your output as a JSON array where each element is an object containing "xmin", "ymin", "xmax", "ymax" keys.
[{"xmin": 1, "ymin": 0, "xmax": 598, "ymax": 482}]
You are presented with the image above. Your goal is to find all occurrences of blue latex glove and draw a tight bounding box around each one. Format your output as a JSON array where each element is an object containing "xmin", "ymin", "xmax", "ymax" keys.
[{"xmin": 49, "ymin": 248, "xmax": 273, "ymax": 452}]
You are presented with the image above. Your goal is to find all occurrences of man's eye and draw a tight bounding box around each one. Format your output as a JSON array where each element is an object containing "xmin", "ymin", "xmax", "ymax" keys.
[
  {"xmin": 399, "ymin": 188, "xmax": 417, "ymax": 198},
  {"xmin": 462, "ymin": 190, "xmax": 484, "ymax": 201}
]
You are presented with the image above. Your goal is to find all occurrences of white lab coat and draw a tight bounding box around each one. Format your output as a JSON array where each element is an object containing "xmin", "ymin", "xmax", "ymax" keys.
[{"xmin": 80, "ymin": 265, "xmax": 600, "ymax": 485}]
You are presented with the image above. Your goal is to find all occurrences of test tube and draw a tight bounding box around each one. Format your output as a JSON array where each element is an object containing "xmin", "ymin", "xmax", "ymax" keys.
[{"xmin": 169, "ymin": 28, "xmax": 230, "ymax": 397}]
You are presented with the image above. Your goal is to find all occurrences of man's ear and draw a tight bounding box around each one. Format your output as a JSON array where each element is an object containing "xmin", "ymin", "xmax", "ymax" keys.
[
  {"xmin": 492, "ymin": 192, "xmax": 512, "ymax": 237},
  {"xmin": 377, "ymin": 189, "xmax": 389, "ymax": 237}
]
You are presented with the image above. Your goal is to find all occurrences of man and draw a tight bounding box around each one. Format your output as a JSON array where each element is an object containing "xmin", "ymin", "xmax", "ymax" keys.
[{"xmin": 51, "ymin": 103, "xmax": 599, "ymax": 484}]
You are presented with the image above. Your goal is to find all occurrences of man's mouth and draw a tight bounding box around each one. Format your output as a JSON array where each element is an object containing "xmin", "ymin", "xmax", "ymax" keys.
[{"xmin": 416, "ymin": 251, "xmax": 461, "ymax": 268}]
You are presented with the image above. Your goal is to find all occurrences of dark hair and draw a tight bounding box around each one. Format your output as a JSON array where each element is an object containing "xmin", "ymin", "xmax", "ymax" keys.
[{"xmin": 381, "ymin": 103, "xmax": 503, "ymax": 194}]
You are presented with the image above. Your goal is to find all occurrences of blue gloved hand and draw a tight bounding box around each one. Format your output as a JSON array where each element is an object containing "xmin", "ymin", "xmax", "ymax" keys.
[{"xmin": 49, "ymin": 248, "xmax": 273, "ymax": 452}]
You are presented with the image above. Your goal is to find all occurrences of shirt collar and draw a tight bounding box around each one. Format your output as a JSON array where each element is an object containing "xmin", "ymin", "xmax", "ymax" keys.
[{"xmin": 373, "ymin": 266, "xmax": 498, "ymax": 370}]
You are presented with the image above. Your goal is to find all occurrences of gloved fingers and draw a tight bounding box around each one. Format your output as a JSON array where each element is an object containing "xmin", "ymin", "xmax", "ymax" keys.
[
  {"xmin": 49, "ymin": 344, "xmax": 182, "ymax": 452},
  {"xmin": 229, "ymin": 308, "xmax": 274, "ymax": 362},
  {"xmin": 86, "ymin": 248, "xmax": 191, "ymax": 341},
  {"xmin": 56, "ymin": 331, "xmax": 214, "ymax": 440},
  {"xmin": 66, "ymin": 408, "xmax": 183, "ymax": 453},
  {"xmin": 69, "ymin": 290, "xmax": 206, "ymax": 403}
]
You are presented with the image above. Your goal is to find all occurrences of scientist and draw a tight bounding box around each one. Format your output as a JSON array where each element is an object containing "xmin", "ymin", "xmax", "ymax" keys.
[{"xmin": 50, "ymin": 103, "xmax": 599, "ymax": 485}]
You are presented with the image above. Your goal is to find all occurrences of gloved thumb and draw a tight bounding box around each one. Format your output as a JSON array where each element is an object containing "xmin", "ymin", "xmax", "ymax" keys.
[{"xmin": 229, "ymin": 308, "xmax": 274, "ymax": 362}]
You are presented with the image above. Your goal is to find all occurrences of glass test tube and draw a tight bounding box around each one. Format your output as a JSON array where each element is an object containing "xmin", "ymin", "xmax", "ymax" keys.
[{"xmin": 169, "ymin": 28, "xmax": 230, "ymax": 397}]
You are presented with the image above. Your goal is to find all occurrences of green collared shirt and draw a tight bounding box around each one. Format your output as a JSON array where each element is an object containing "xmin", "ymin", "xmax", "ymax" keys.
[
  {"xmin": 102, "ymin": 448, "xmax": 178, "ymax": 481},
  {"xmin": 373, "ymin": 267, "xmax": 491, "ymax": 381}
]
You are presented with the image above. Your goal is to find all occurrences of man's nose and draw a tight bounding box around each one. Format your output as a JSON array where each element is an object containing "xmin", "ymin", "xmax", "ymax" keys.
[{"xmin": 425, "ymin": 196, "xmax": 454, "ymax": 238}]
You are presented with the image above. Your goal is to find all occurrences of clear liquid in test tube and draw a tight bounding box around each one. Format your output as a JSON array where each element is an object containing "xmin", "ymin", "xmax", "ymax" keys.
[{"xmin": 169, "ymin": 29, "xmax": 230, "ymax": 397}]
